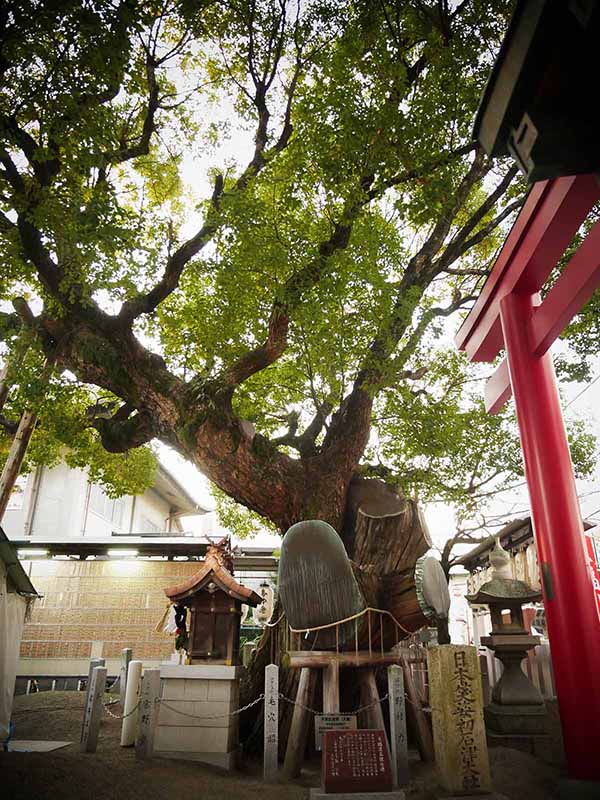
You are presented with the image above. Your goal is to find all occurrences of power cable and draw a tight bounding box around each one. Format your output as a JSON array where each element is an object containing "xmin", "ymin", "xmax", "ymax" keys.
[{"xmin": 565, "ymin": 373, "xmax": 600, "ymax": 409}]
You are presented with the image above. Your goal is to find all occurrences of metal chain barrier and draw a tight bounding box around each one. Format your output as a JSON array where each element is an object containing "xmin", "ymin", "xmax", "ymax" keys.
[
  {"xmin": 278, "ymin": 691, "xmax": 390, "ymax": 716},
  {"xmin": 155, "ymin": 692, "xmax": 265, "ymax": 721},
  {"xmin": 101, "ymin": 698, "xmax": 141, "ymax": 720}
]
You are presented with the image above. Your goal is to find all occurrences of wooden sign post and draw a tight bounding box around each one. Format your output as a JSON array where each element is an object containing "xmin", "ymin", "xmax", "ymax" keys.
[
  {"xmin": 80, "ymin": 665, "xmax": 107, "ymax": 753},
  {"xmin": 263, "ymin": 664, "xmax": 279, "ymax": 782},
  {"xmin": 81, "ymin": 657, "xmax": 105, "ymax": 740},
  {"xmin": 428, "ymin": 645, "xmax": 492, "ymax": 795},
  {"xmin": 135, "ymin": 669, "xmax": 161, "ymax": 760},
  {"xmin": 120, "ymin": 648, "xmax": 132, "ymax": 707},
  {"xmin": 388, "ymin": 665, "xmax": 409, "ymax": 787}
]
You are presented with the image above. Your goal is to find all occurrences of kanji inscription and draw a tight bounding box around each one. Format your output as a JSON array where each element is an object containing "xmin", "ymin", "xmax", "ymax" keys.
[
  {"xmin": 263, "ymin": 664, "xmax": 279, "ymax": 781},
  {"xmin": 427, "ymin": 645, "xmax": 492, "ymax": 796},
  {"xmin": 314, "ymin": 714, "xmax": 357, "ymax": 750},
  {"xmin": 322, "ymin": 729, "xmax": 393, "ymax": 794}
]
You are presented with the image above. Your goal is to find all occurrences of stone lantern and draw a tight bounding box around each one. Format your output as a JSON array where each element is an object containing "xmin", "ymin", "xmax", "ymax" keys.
[
  {"xmin": 467, "ymin": 539, "xmax": 547, "ymax": 741},
  {"xmin": 164, "ymin": 539, "xmax": 262, "ymax": 666}
]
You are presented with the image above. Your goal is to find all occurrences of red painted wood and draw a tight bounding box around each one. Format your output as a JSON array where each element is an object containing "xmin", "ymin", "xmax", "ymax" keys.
[
  {"xmin": 484, "ymin": 358, "xmax": 511, "ymax": 415},
  {"xmin": 322, "ymin": 729, "xmax": 393, "ymax": 793},
  {"xmin": 532, "ymin": 215, "xmax": 600, "ymax": 356},
  {"xmin": 456, "ymin": 175, "xmax": 600, "ymax": 363},
  {"xmin": 499, "ymin": 292, "xmax": 600, "ymax": 782},
  {"xmin": 455, "ymin": 180, "xmax": 550, "ymax": 352},
  {"xmin": 483, "ymin": 213, "xmax": 600, "ymax": 414}
]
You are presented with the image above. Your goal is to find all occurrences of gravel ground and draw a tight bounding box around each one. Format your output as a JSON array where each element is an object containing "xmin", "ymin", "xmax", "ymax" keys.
[{"xmin": 1, "ymin": 692, "xmax": 562, "ymax": 800}]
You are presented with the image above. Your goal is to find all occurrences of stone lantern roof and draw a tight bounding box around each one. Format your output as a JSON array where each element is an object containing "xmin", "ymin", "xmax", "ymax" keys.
[
  {"xmin": 466, "ymin": 576, "xmax": 542, "ymax": 605},
  {"xmin": 466, "ymin": 537, "xmax": 542, "ymax": 605},
  {"xmin": 164, "ymin": 539, "xmax": 262, "ymax": 606}
]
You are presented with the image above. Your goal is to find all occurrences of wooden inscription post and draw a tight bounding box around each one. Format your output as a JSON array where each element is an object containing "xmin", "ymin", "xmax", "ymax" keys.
[
  {"xmin": 388, "ymin": 665, "xmax": 409, "ymax": 787},
  {"xmin": 120, "ymin": 648, "xmax": 132, "ymax": 707},
  {"xmin": 135, "ymin": 668, "xmax": 161, "ymax": 760},
  {"xmin": 263, "ymin": 664, "xmax": 279, "ymax": 782},
  {"xmin": 81, "ymin": 657, "xmax": 105, "ymax": 740},
  {"xmin": 428, "ymin": 645, "xmax": 492, "ymax": 795},
  {"xmin": 80, "ymin": 665, "xmax": 107, "ymax": 753}
]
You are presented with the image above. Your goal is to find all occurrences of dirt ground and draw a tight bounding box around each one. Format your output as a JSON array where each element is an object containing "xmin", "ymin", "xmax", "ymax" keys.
[{"xmin": 1, "ymin": 692, "xmax": 563, "ymax": 800}]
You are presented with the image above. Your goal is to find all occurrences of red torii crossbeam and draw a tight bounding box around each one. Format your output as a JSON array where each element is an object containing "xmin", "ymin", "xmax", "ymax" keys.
[{"xmin": 456, "ymin": 173, "xmax": 600, "ymax": 781}]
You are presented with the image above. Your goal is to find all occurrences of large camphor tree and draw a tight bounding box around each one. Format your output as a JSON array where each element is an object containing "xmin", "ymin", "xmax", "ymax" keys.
[{"xmin": 1, "ymin": 0, "xmax": 596, "ymax": 662}]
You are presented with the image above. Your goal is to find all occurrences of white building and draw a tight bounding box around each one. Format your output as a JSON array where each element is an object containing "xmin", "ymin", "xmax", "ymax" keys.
[
  {"xmin": 1, "ymin": 461, "xmax": 277, "ymax": 684},
  {"xmin": 3, "ymin": 461, "xmax": 205, "ymax": 540}
]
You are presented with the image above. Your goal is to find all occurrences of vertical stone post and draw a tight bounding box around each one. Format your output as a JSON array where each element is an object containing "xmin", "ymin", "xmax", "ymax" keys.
[
  {"xmin": 428, "ymin": 645, "xmax": 492, "ymax": 795},
  {"xmin": 135, "ymin": 669, "xmax": 161, "ymax": 760},
  {"xmin": 263, "ymin": 663, "xmax": 279, "ymax": 782},
  {"xmin": 120, "ymin": 648, "xmax": 132, "ymax": 707},
  {"xmin": 80, "ymin": 665, "xmax": 107, "ymax": 753},
  {"xmin": 120, "ymin": 660, "xmax": 143, "ymax": 747},
  {"xmin": 81, "ymin": 658, "xmax": 105, "ymax": 740},
  {"xmin": 388, "ymin": 665, "xmax": 409, "ymax": 787}
]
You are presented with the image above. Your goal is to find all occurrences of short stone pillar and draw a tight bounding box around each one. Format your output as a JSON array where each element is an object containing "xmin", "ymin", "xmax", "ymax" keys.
[
  {"xmin": 80, "ymin": 665, "xmax": 107, "ymax": 753},
  {"xmin": 153, "ymin": 663, "xmax": 242, "ymax": 770},
  {"xmin": 135, "ymin": 669, "xmax": 161, "ymax": 760},
  {"xmin": 263, "ymin": 663, "xmax": 279, "ymax": 782},
  {"xmin": 428, "ymin": 645, "xmax": 492, "ymax": 796},
  {"xmin": 119, "ymin": 648, "xmax": 132, "ymax": 707}
]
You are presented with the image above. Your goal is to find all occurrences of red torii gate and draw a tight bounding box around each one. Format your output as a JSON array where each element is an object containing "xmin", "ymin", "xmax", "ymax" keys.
[{"xmin": 456, "ymin": 173, "xmax": 600, "ymax": 781}]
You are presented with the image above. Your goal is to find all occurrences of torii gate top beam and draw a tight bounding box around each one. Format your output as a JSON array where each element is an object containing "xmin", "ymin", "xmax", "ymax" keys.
[{"xmin": 455, "ymin": 173, "xmax": 600, "ymax": 412}]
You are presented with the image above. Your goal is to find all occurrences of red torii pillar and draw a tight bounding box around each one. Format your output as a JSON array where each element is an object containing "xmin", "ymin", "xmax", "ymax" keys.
[{"xmin": 456, "ymin": 173, "xmax": 600, "ymax": 781}]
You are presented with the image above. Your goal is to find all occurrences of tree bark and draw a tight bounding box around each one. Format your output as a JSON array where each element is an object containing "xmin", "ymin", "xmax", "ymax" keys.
[{"xmin": 240, "ymin": 476, "xmax": 438, "ymax": 755}]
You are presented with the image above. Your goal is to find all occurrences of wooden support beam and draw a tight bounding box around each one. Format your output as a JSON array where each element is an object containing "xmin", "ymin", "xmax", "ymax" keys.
[
  {"xmin": 283, "ymin": 651, "xmax": 402, "ymax": 669},
  {"xmin": 401, "ymin": 659, "xmax": 434, "ymax": 762},
  {"xmin": 0, "ymin": 356, "xmax": 54, "ymax": 520},
  {"xmin": 282, "ymin": 667, "xmax": 316, "ymax": 779},
  {"xmin": 0, "ymin": 410, "xmax": 37, "ymax": 520},
  {"xmin": 358, "ymin": 669, "xmax": 385, "ymax": 730},
  {"xmin": 485, "ymin": 358, "xmax": 512, "ymax": 415},
  {"xmin": 323, "ymin": 661, "xmax": 340, "ymax": 713}
]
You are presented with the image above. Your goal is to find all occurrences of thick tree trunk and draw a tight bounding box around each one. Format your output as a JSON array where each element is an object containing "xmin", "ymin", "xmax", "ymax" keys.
[{"xmin": 240, "ymin": 476, "xmax": 436, "ymax": 754}]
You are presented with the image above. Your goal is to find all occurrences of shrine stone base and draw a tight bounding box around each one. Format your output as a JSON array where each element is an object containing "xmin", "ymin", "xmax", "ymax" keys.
[
  {"xmin": 309, "ymin": 791, "xmax": 405, "ymax": 799},
  {"xmin": 487, "ymin": 731, "xmax": 552, "ymax": 763},
  {"xmin": 153, "ymin": 664, "xmax": 242, "ymax": 770},
  {"xmin": 484, "ymin": 702, "xmax": 547, "ymax": 735}
]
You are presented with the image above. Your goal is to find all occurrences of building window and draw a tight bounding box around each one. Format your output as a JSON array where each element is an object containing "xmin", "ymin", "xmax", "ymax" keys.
[{"xmin": 89, "ymin": 483, "xmax": 127, "ymax": 528}]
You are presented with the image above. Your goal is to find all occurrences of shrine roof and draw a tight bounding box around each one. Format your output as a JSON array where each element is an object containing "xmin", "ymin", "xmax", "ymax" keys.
[{"xmin": 164, "ymin": 546, "xmax": 262, "ymax": 605}]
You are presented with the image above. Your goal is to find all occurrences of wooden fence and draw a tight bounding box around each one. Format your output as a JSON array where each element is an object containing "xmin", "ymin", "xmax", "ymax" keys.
[
  {"xmin": 479, "ymin": 643, "xmax": 556, "ymax": 702},
  {"xmin": 395, "ymin": 642, "xmax": 556, "ymax": 710}
]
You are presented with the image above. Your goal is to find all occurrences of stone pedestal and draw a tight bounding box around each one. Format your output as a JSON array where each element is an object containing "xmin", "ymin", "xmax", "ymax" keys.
[{"xmin": 154, "ymin": 664, "xmax": 242, "ymax": 770}]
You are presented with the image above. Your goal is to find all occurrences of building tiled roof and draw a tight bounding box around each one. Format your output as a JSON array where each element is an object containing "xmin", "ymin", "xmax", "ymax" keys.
[{"xmin": 164, "ymin": 544, "xmax": 262, "ymax": 606}]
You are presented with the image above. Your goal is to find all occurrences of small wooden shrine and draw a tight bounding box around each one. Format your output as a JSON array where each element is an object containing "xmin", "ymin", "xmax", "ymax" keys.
[{"xmin": 164, "ymin": 538, "xmax": 261, "ymax": 666}]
